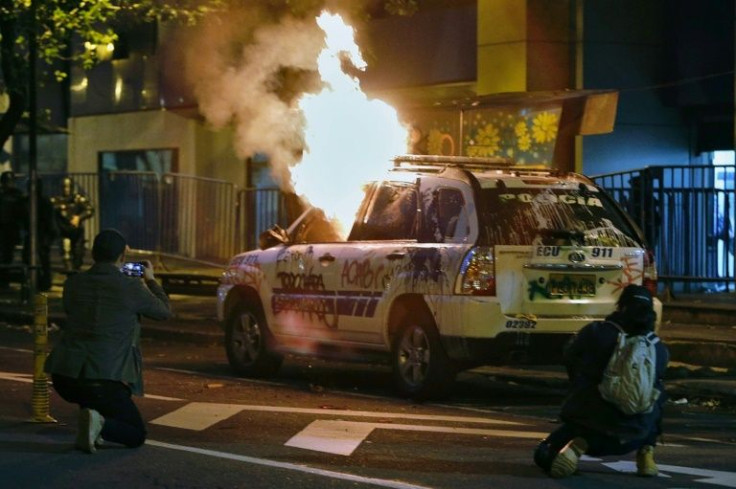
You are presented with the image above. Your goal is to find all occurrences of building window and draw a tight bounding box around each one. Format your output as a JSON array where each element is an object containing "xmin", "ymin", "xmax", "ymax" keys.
[{"xmin": 99, "ymin": 148, "xmax": 177, "ymax": 174}]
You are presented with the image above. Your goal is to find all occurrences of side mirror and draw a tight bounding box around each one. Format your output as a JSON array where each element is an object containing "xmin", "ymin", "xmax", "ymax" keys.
[{"xmin": 259, "ymin": 225, "xmax": 289, "ymax": 249}]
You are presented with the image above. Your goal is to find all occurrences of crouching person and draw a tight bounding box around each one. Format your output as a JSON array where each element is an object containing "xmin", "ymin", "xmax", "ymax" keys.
[
  {"xmin": 534, "ymin": 284, "xmax": 669, "ymax": 478},
  {"xmin": 45, "ymin": 229, "xmax": 171, "ymax": 453}
]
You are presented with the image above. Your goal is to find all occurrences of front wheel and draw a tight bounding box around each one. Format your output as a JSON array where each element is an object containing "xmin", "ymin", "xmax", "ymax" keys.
[
  {"xmin": 225, "ymin": 301, "xmax": 283, "ymax": 378},
  {"xmin": 391, "ymin": 316, "xmax": 456, "ymax": 400}
]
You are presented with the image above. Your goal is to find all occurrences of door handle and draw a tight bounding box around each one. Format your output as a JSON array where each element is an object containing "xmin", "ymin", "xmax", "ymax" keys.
[
  {"xmin": 319, "ymin": 253, "xmax": 336, "ymax": 263},
  {"xmin": 386, "ymin": 252, "xmax": 405, "ymax": 260}
]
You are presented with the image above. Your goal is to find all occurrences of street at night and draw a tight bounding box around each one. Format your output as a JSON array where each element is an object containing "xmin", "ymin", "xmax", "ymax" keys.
[
  {"xmin": 1, "ymin": 317, "xmax": 735, "ymax": 489},
  {"xmin": 2, "ymin": 1, "xmax": 736, "ymax": 489}
]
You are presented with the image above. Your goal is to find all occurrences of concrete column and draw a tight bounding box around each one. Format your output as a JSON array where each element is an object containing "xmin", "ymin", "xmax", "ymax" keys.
[
  {"xmin": 477, "ymin": 0, "xmax": 528, "ymax": 95},
  {"xmin": 477, "ymin": 0, "xmax": 573, "ymax": 95}
]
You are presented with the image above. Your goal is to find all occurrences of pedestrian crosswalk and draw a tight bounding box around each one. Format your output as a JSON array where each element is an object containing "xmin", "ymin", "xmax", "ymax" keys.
[
  {"xmin": 3, "ymin": 365, "xmax": 736, "ymax": 487},
  {"xmin": 149, "ymin": 401, "xmax": 547, "ymax": 455}
]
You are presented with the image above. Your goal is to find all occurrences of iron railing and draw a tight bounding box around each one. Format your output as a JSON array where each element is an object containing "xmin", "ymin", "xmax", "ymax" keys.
[
  {"xmin": 237, "ymin": 187, "xmax": 289, "ymax": 251},
  {"xmin": 15, "ymin": 172, "xmax": 99, "ymax": 260},
  {"xmin": 593, "ymin": 165, "xmax": 735, "ymax": 292},
  {"xmin": 17, "ymin": 166, "xmax": 734, "ymax": 292},
  {"xmin": 19, "ymin": 172, "xmax": 289, "ymax": 265}
]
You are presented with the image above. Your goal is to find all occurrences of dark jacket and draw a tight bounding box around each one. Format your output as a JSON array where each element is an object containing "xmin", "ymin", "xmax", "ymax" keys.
[
  {"xmin": 45, "ymin": 262, "xmax": 171, "ymax": 395},
  {"xmin": 560, "ymin": 311, "xmax": 669, "ymax": 442},
  {"xmin": 0, "ymin": 186, "xmax": 25, "ymax": 239}
]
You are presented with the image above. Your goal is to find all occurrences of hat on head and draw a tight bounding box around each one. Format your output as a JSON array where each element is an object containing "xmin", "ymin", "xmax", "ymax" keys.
[
  {"xmin": 92, "ymin": 228, "xmax": 127, "ymax": 262},
  {"xmin": 618, "ymin": 284, "xmax": 653, "ymax": 308}
]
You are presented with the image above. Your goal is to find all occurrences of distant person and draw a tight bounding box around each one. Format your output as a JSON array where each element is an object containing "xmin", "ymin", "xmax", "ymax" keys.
[
  {"xmin": 51, "ymin": 176, "xmax": 95, "ymax": 270},
  {"xmin": 45, "ymin": 229, "xmax": 171, "ymax": 453},
  {"xmin": 627, "ymin": 174, "xmax": 661, "ymax": 247},
  {"xmin": 534, "ymin": 284, "xmax": 669, "ymax": 478},
  {"xmin": 22, "ymin": 178, "xmax": 58, "ymax": 292},
  {"xmin": 0, "ymin": 171, "xmax": 25, "ymax": 287}
]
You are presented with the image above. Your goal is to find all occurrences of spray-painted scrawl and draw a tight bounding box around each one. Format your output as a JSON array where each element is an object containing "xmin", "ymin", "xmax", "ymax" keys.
[{"xmin": 216, "ymin": 133, "xmax": 659, "ymax": 398}]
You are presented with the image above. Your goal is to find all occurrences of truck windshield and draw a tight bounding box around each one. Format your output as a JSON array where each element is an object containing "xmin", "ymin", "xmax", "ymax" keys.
[{"xmin": 479, "ymin": 187, "xmax": 642, "ymax": 247}]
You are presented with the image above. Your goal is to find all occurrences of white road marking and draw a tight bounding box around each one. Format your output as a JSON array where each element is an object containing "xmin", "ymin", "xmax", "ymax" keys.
[
  {"xmin": 0, "ymin": 371, "xmax": 32, "ymax": 383},
  {"xmin": 285, "ymin": 419, "xmax": 549, "ymax": 456},
  {"xmin": 0, "ymin": 370, "xmax": 181, "ymax": 401},
  {"xmin": 604, "ymin": 461, "xmax": 736, "ymax": 487},
  {"xmin": 144, "ymin": 393, "xmax": 183, "ymax": 402},
  {"xmin": 237, "ymin": 404, "xmax": 523, "ymax": 424},
  {"xmin": 152, "ymin": 403, "xmax": 246, "ymax": 430},
  {"xmin": 286, "ymin": 420, "xmax": 376, "ymax": 456},
  {"xmin": 602, "ymin": 460, "xmax": 670, "ymax": 478},
  {"xmin": 146, "ymin": 439, "xmax": 434, "ymax": 489},
  {"xmin": 149, "ymin": 401, "xmax": 525, "ymax": 431},
  {"xmin": 673, "ymin": 436, "xmax": 736, "ymax": 446},
  {"xmin": 0, "ymin": 346, "xmax": 32, "ymax": 354}
]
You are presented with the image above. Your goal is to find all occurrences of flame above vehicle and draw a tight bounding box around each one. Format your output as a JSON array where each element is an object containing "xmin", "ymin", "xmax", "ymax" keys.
[{"xmin": 291, "ymin": 12, "xmax": 409, "ymax": 238}]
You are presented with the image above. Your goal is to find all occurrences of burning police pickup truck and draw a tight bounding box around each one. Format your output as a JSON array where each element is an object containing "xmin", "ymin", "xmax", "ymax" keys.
[{"xmin": 217, "ymin": 155, "xmax": 661, "ymax": 400}]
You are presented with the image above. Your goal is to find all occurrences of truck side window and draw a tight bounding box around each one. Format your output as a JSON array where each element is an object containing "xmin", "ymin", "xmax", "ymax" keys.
[
  {"xmin": 293, "ymin": 208, "xmax": 342, "ymax": 243},
  {"xmin": 357, "ymin": 182, "xmax": 417, "ymax": 240},
  {"xmin": 422, "ymin": 187, "xmax": 468, "ymax": 243}
]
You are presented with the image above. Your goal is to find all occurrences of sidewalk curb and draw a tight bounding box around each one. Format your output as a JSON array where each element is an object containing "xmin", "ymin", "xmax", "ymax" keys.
[
  {"xmin": 0, "ymin": 310, "xmax": 224, "ymax": 345},
  {"xmin": 663, "ymin": 302, "xmax": 736, "ymax": 327},
  {"xmin": 140, "ymin": 321, "xmax": 222, "ymax": 345},
  {"xmin": 666, "ymin": 340, "xmax": 736, "ymax": 370},
  {"xmin": 2, "ymin": 308, "xmax": 735, "ymax": 369}
]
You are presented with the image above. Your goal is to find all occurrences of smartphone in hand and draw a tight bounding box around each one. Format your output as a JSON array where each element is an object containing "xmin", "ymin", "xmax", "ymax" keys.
[{"xmin": 121, "ymin": 262, "xmax": 146, "ymax": 277}]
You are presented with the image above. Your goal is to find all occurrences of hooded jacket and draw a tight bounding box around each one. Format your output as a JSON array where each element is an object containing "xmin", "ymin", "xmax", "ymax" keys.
[{"xmin": 559, "ymin": 310, "xmax": 670, "ymax": 442}]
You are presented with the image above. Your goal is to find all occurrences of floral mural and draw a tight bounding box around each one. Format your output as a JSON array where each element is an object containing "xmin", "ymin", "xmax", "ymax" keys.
[
  {"xmin": 404, "ymin": 104, "xmax": 562, "ymax": 167},
  {"xmin": 463, "ymin": 105, "xmax": 561, "ymax": 166}
]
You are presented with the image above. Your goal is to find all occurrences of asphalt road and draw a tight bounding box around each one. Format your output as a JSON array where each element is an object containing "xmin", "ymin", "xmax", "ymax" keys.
[{"xmin": 1, "ymin": 325, "xmax": 736, "ymax": 489}]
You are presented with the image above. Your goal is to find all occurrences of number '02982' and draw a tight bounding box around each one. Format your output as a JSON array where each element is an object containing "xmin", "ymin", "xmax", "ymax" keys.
[{"xmin": 505, "ymin": 319, "xmax": 536, "ymax": 329}]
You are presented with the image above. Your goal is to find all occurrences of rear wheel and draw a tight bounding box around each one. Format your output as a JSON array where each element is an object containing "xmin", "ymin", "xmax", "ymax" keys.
[
  {"xmin": 391, "ymin": 312, "xmax": 456, "ymax": 400},
  {"xmin": 225, "ymin": 301, "xmax": 282, "ymax": 378}
]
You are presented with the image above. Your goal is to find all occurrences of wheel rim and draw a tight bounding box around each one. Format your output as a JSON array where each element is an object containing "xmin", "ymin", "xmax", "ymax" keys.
[
  {"xmin": 397, "ymin": 325, "xmax": 431, "ymax": 388},
  {"xmin": 232, "ymin": 312, "xmax": 262, "ymax": 365}
]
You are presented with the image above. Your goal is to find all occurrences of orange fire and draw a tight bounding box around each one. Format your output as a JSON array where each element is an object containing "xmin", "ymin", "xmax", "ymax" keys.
[{"xmin": 291, "ymin": 12, "xmax": 409, "ymax": 238}]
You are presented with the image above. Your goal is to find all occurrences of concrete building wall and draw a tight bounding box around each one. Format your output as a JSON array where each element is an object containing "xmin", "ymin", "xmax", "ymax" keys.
[
  {"xmin": 476, "ymin": 0, "xmax": 572, "ymax": 94},
  {"xmin": 61, "ymin": 2, "xmax": 731, "ymax": 182},
  {"xmin": 67, "ymin": 110, "xmax": 241, "ymax": 182},
  {"xmin": 580, "ymin": 0, "xmax": 695, "ymax": 174},
  {"xmin": 476, "ymin": 0, "xmax": 528, "ymax": 94}
]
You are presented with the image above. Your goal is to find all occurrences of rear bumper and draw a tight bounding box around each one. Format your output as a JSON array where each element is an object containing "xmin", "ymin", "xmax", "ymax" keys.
[
  {"xmin": 442, "ymin": 332, "xmax": 574, "ymax": 367},
  {"xmin": 440, "ymin": 296, "xmax": 663, "ymax": 366}
]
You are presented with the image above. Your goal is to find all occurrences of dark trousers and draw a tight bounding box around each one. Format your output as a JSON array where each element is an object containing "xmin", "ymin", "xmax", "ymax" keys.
[
  {"xmin": 61, "ymin": 226, "xmax": 85, "ymax": 270},
  {"xmin": 22, "ymin": 239, "xmax": 52, "ymax": 291},
  {"xmin": 51, "ymin": 374, "xmax": 147, "ymax": 448},
  {"xmin": 0, "ymin": 229, "xmax": 20, "ymax": 286},
  {"xmin": 534, "ymin": 421, "xmax": 658, "ymax": 472}
]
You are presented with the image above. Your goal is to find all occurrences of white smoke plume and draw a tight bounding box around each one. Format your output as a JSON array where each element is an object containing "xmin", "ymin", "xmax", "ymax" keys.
[
  {"xmin": 176, "ymin": 2, "xmax": 409, "ymax": 234},
  {"xmin": 181, "ymin": 7, "xmax": 324, "ymax": 189}
]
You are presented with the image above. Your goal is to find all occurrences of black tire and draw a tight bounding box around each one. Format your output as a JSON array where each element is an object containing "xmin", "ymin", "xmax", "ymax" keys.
[
  {"xmin": 391, "ymin": 311, "xmax": 456, "ymax": 400},
  {"xmin": 225, "ymin": 301, "xmax": 283, "ymax": 378}
]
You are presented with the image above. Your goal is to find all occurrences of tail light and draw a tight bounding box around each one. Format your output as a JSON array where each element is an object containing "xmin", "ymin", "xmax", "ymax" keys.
[
  {"xmin": 456, "ymin": 246, "xmax": 496, "ymax": 295},
  {"xmin": 642, "ymin": 249, "xmax": 658, "ymax": 296}
]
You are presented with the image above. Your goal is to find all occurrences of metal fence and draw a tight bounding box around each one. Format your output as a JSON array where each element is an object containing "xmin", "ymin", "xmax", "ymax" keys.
[
  {"xmin": 238, "ymin": 187, "xmax": 290, "ymax": 251},
  {"xmin": 593, "ymin": 165, "xmax": 735, "ymax": 293},
  {"xmin": 23, "ymin": 172, "xmax": 289, "ymax": 266},
  {"xmin": 21, "ymin": 166, "xmax": 734, "ymax": 290},
  {"xmin": 16, "ymin": 172, "xmax": 100, "ymax": 258}
]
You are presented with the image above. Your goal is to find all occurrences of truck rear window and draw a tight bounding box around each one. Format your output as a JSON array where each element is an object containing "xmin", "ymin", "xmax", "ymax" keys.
[{"xmin": 480, "ymin": 187, "xmax": 642, "ymax": 247}]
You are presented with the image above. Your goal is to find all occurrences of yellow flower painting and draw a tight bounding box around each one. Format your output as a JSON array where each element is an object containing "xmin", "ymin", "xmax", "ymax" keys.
[
  {"xmin": 467, "ymin": 123, "xmax": 500, "ymax": 157},
  {"xmin": 532, "ymin": 111, "xmax": 559, "ymax": 144}
]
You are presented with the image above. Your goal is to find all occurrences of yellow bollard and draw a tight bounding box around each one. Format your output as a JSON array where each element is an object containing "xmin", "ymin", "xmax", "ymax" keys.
[{"xmin": 30, "ymin": 293, "xmax": 56, "ymax": 423}]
